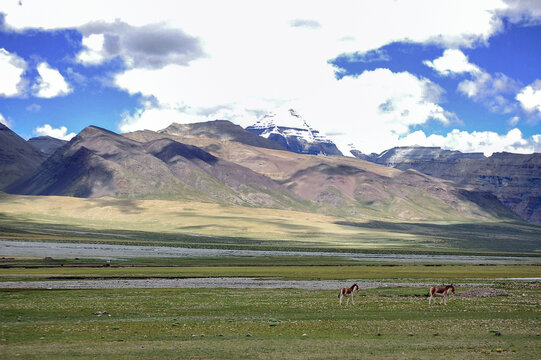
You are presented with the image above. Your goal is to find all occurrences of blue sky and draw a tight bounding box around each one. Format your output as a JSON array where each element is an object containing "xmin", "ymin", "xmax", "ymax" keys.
[{"xmin": 0, "ymin": 0, "xmax": 540, "ymax": 155}]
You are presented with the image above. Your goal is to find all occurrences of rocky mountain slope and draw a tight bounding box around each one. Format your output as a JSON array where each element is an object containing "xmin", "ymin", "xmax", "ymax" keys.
[
  {"xmin": 245, "ymin": 109, "xmax": 343, "ymax": 156},
  {"xmin": 160, "ymin": 120, "xmax": 286, "ymax": 151},
  {"xmin": 0, "ymin": 123, "xmax": 47, "ymax": 189},
  {"xmin": 125, "ymin": 126, "xmax": 515, "ymax": 222},
  {"xmin": 3, "ymin": 122, "xmax": 531, "ymax": 223},
  {"xmin": 352, "ymin": 146, "xmax": 541, "ymax": 222},
  {"xmin": 5, "ymin": 126, "xmax": 300, "ymax": 209},
  {"xmin": 27, "ymin": 136, "xmax": 68, "ymax": 156},
  {"xmin": 364, "ymin": 146, "xmax": 485, "ymax": 167}
]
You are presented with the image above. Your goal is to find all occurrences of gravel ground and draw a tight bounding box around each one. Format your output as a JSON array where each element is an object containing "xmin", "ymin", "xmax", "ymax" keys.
[
  {"xmin": 2, "ymin": 240, "xmax": 540, "ymax": 264},
  {"xmin": 458, "ymin": 288, "xmax": 510, "ymax": 297},
  {"xmin": 0, "ymin": 277, "xmax": 495, "ymax": 290}
]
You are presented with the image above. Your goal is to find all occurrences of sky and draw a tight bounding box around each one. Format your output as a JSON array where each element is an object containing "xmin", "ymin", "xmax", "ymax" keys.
[{"xmin": 1, "ymin": 0, "xmax": 541, "ymax": 156}]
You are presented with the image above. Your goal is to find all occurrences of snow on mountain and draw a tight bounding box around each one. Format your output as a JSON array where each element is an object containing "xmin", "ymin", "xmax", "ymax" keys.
[
  {"xmin": 374, "ymin": 146, "xmax": 485, "ymax": 167},
  {"xmin": 245, "ymin": 109, "xmax": 342, "ymax": 156}
]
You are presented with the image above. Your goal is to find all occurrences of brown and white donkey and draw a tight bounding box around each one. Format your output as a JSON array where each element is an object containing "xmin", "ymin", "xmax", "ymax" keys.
[
  {"xmin": 338, "ymin": 283, "xmax": 359, "ymax": 306},
  {"xmin": 428, "ymin": 284, "xmax": 455, "ymax": 305}
]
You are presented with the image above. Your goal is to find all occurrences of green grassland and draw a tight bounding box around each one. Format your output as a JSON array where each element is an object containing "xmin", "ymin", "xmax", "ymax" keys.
[
  {"xmin": 1, "ymin": 284, "xmax": 540, "ymax": 359},
  {"xmin": 1, "ymin": 257, "xmax": 540, "ymax": 282},
  {"xmin": 1, "ymin": 193, "xmax": 540, "ymax": 358},
  {"xmin": 1, "ymin": 193, "xmax": 540, "ymax": 254}
]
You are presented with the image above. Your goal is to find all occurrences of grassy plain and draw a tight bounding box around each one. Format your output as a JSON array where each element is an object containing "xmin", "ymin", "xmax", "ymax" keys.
[
  {"xmin": 1, "ymin": 283, "xmax": 540, "ymax": 359},
  {"xmin": 1, "ymin": 193, "xmax": 540, "ymax": 358},
  {"xmin": 1, "ymin": 258, "xmax": 540, "ymax": 359},
  {"xmin": 1, "ymin": 193, "xmax": 540, "ymax": 253},
  {"xmin": 0, "ymin": 257, "xmax": 540, "ymax": 282}
]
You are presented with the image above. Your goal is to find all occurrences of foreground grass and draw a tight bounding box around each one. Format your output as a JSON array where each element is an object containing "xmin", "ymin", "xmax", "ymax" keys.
[{"xmin": 1, "ymin": 285, "xmax": 539, "ymax": 359}]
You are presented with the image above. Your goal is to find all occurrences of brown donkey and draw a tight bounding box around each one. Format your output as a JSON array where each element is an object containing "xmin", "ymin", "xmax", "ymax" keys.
[
  {"xmin": 338, "ymin": 283, "xmax": 359, "ymax": 306},
  {"xmin": 429, "ymin": 284, "xmax": 455, "ymax": 305}
]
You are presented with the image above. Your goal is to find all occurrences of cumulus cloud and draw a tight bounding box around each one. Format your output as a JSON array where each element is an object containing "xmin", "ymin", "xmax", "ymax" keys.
[
  {"xmin": 1, "ymin": 1, "xmax": 510, "ymax": 51},
  {"xmin": 458, "ymin": 72, "xmax": 520, "ymax": 113},
  {"xmin": 423, "ymin": 49, "xmax": 481, "ymax": 76},
  {"xmin": 499, "ymin": 0, "xmax": 541, "ymax": 24},
  {"xmin": 116, "ymin": 67, "xmax": 456, "ymax": 155},
  {"xmin": 76, "ymin": 20, "xmax": 205, "ymax": 68},
  {"xmin": 516, "ymin": 80, "xmax": 541, "ymax": 114},
  {"xmin": 425, "ymin": 49, "xmax": 520, "ymax": 113},
  {"xmin": 76, "ymin": 33, "xmax": 107, "ymax": 65},
  {"xmin": 4, "ymin": 0, "xmax": 536, "ymax": 155},
  {"xmin": 0, "ymin": 48, "xmax": 27, "ymax": 97},
  {"xmin": 398, "ymin": 128, "xmax": 540, "ymax": 156},
  {"xmin": 118, "ymin": 104, "xmax": 187, "ymax": 133},
  {"xmin": 33, "ymin": 124, "xmax": 76, "ymax": 140},
  {"xmin": 32, "ymin": 62, "xmax": 72, "ymax": 98}
]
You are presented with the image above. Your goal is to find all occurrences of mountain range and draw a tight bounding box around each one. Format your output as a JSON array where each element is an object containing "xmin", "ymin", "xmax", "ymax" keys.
[
  {"xmin": 351, "ymin": 146, "xmax": 541, "ymax": 223},
  {"xmin": 27, "ymin": 136, "xmax": 68, "ymax": 156},
  {"xmin": 0, "ymin": 118, "xmax": 539, "ymax": 223},
  {"xmin": 0, "ymin": 123, "xmax": 47, "ymax": 189}
]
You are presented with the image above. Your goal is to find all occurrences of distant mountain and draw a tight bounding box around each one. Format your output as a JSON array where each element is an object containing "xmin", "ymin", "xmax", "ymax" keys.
[
  {"xmin": 245, "ymin": 109, "xmax": 343, "ymax": 156},
  {"xmin": 125, "ymin": 126, "xmax": 516, "ymax": 222},
  {"xmin": 27, "ymin": 136, "xmax": 68, "ymax": 156},
  {"xmin": 160, "ymin": 120, "xmax": 286, "ymax": 151},
  {"xmin": 352, "ymin": 146, "xmax": 541, "ymax": 222},
  {"xmin": 3, "ymin": 123, "xmax": 520, "ymax": 222},
  {"xmin": 6, "ymin": 126, "xmax": 300, "ymax": 209},
  {"xmin": 348, "ymin": 144, "xmax": 378, "ymax": 162},
  {"xmin": 367, "ymin": 146, "xmax": 485, "ymax": 166},
  {"xmin": 0, "ymin": 123, "xmax": 47, "ymax": 189}
]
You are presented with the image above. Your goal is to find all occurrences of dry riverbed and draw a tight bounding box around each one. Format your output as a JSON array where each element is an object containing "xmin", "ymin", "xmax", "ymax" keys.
[
  {"xmin": 0, "ymin": 277, "xmax": 503, "ymax": 290},
  {"xmin": 2, "ymin": 240, "xmax": 540, "ymax": 264}
]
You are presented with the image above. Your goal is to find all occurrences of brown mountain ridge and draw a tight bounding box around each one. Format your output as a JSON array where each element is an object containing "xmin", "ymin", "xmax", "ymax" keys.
[{"xmin": 0, "ymin": 121, "xmax": 527, "ymax": 222}]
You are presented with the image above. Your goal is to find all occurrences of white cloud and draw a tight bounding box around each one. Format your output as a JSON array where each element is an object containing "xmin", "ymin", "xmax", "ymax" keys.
[
  {"xmin": 117, "ymin": 67, "xmax": 456, "ymax": 155},
  {"xmin": 25, "ymin": 103, "xmax": 42, "ymax": 112},
  {"xmin": 458, "ymin": 71, "xmax": 518, "ymax": 97},
  {"xmin": 425, "ymin": 49, "xmax": 519, "ymax": 114},
  {"xmin": 34, "ymin": 124, "xmax": 76, "ymax": 140},
  {"xmin": 508, "ymin": 116, "xmax": 520, "ymax": 126},
  {"xmin": 76, "ymin": 21, "xmax": 204, "ymax": 69},
  {"xmin": 6, "ymin": 0, "xmax": 538, "ymax": 155},
  {"xmin": 118, "ymin": 104, "xmax": 188, "ymax": 133},
  {"xmin": 516, "ymin": 80, "xmax": 541, "ymax": 114},
  {"xmin": 1, "ymin": 1, "xmax": 511, "ymax": 52},
  {"xmin": 458, "ymin": 72, "xmax": 519, "ymax": 113},
  {"xmin": 32, "ymin": 62, "xmax": 72, "ymax": 98},
  {"xmin": 499, "ymin": 0, "xmax": 541, "ymax": 24},
  {"xmin": 0, "ymin": 48, "xmax": 27, "ymax": 97},
  {"xmin": 398, "ymin": 128, "xmax": 540, "ymax": 156},
  {"xmin": 301, "ymin": 69, "xmax": 457, "ymax": 154},
  {"xmin": 423, "ymin": 49, "xmax": 481, "ymax": 76},
  {"xmin": 76, "ymin": 33, "xmax": 107, "ymax": 65},
  {"xmin": 0, "ymin": 113, "xmax": 12, "ymax": 128}
]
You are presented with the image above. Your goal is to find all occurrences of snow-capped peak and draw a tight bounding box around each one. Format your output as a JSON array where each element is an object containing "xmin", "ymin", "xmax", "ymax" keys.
[
  {"xmin": 249, "ymin": 108, "xmax": 312, "ymax": 131},
  {"xmin": 245, "ymin": 108, "xmax": 343, "ymax": 156}
]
